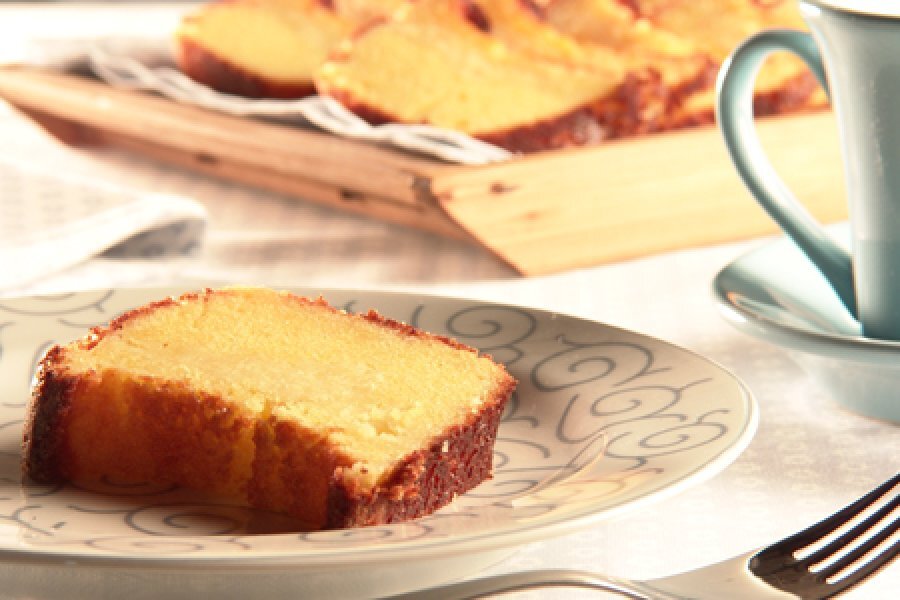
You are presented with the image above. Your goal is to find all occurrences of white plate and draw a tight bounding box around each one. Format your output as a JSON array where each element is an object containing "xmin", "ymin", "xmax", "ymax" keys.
[{"xmin": 0, "ymin": 286, "xmax": 757, "ymax": 598}]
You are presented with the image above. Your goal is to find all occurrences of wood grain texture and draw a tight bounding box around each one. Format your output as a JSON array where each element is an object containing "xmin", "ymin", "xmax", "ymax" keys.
[
  {"xmin": 432, "ymin": 111, "xmax": 847, "ymax": 274},
  {"xmin": 0, "ymin": 65, "xmax": 847, "ymax": 275}
]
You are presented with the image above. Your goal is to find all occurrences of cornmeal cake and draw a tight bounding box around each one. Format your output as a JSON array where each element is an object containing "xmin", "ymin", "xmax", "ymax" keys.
[{"xmin": 23, "ymin": 287, "xmax": 516, "ymax": 530}]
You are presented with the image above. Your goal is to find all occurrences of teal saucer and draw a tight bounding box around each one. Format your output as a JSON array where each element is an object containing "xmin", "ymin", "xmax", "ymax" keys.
[{"xmin": 713, "ymin": 224, "xmax": 900, "ymax": 424}]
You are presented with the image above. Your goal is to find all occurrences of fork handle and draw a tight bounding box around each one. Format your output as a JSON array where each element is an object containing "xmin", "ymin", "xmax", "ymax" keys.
[{"xmin": 384, "ymin": 569, "xmax": 669, "ymax": 599}]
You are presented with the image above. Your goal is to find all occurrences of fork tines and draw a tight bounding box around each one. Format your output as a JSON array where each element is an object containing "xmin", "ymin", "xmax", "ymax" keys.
[{"xmin": 752, "ymin": 472, "xmax": 900, "ymax": 598}]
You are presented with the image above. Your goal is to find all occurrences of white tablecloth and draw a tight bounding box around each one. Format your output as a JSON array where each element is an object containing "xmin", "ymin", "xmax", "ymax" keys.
[{"xmin": 1, "ymin": 3, "xmax": 897, "ymax": 598}]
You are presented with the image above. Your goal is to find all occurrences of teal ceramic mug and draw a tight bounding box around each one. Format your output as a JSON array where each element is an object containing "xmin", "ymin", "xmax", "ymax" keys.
[{"xmin": 717, "ymin": 1, "xmax": 900, "ymax": 340}]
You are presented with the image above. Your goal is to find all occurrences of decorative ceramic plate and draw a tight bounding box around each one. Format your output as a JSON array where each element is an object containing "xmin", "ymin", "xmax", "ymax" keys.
[{"xmin": 0, "ymin": 286, "xmax": 757, "ymax": 598}]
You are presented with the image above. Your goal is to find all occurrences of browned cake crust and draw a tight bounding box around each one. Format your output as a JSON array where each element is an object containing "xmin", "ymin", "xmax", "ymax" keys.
[
  {"xmin": 23, "ymin": 290, "xmax": 516, "ymax": 530},
  {"xmin": 22, "ymin": 347, "xmax": 74, "ymax": 484},
  {"xmin": 593, "ymin": 66, "xmax": 821, "ymax": 140},
  {"xmin": 327, "ymin": 397, "xmax": 505, "ymax": 527},
  {"xmin": 325, "ymin": 87, "xmax": 610, "ymax": 153}
]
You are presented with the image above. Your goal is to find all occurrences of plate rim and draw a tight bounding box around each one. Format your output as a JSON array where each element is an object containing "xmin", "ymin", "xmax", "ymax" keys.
[{"xmin": 0, "ymin": 284, "xmax": 758, "ymax": 570}]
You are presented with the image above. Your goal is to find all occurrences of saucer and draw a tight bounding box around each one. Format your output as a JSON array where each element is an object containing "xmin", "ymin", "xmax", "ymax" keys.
[{"xmin": 713, "ymin": 223, "xmax": 900, "ymax": 424}]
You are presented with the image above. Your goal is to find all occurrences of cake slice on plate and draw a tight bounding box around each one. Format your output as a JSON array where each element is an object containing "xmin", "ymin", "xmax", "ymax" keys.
[{"xmin": 23, "ymin": 287, "xmax": 516, "ymax": 530}]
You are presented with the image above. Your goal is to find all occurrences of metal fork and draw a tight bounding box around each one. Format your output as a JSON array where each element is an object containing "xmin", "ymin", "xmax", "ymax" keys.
[{"xmin": 392, "ymin": 473, "xmax": 899, "ymax": 599}]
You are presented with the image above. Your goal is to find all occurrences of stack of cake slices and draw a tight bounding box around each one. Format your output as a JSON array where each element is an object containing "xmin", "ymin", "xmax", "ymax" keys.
[{"xmin": 175, "ymin": 0, "xmax": 825, "ymax": 153}]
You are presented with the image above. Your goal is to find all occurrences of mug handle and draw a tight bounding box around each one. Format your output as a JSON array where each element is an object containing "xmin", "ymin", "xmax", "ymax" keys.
[{"xmin": 716, "ymin": 29, "xmax": 857, "ymax": 317}]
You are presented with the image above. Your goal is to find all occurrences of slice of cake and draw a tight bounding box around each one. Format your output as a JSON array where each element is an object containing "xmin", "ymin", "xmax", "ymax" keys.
[
  {"xmin": 23, "ymin": 287, "xmax": 516, "ymax": 530},
  {"xmin": 175, "ymin": 0, "xmax": 348, "ymax": 98},
  {"xmin": 316, "ymin": 0, "xmax": 631, "ymax": 152},
  {"xmin": 473, "ymin": 0, "xmax": 716, "ymax": 140}
]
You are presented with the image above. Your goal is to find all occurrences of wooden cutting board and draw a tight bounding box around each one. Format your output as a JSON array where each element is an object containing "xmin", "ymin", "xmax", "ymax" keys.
[{"xmin": 0, "ymin": 65, "xmax": 847, "ymax": 275}]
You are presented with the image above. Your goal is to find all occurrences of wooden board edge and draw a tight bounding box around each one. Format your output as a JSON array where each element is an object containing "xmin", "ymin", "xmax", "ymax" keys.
[{"xmin": 429, "ymin": 111, "xmax": 848, "ymax": 275}]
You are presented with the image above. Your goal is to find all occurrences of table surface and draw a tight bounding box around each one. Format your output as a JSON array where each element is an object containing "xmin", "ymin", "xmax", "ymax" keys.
[{"xmin": 1, "ymin": 3, "xmax": 897, "ymax": 599}]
